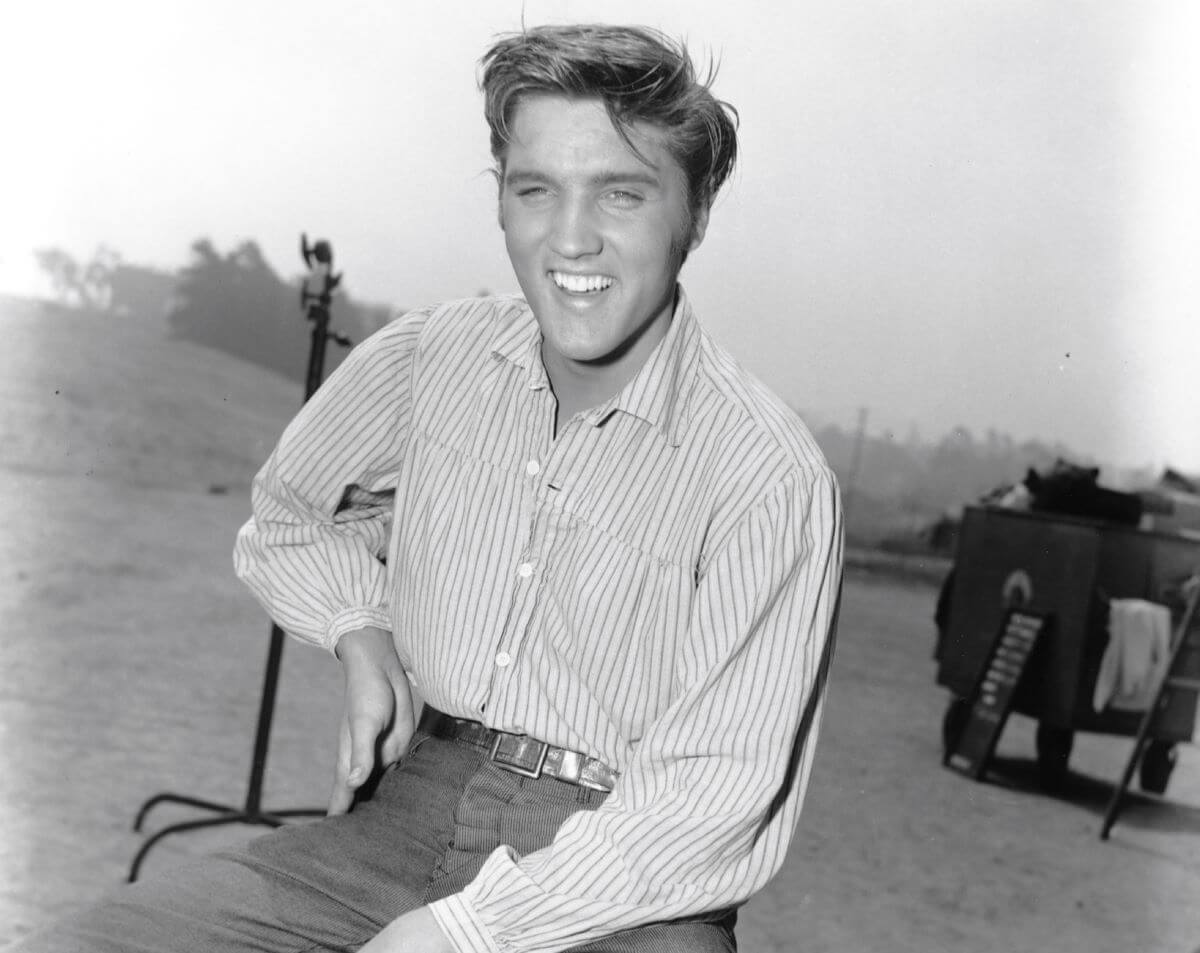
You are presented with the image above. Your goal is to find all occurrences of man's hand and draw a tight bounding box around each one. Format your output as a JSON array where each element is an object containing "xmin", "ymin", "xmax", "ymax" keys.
[
  {"xmin": 359, "ymin": 908, "xmax": 456, "ymax": 953},
  {"xmin": 329, "ymin": 626, "xmax": 415, "ymax": 815}
]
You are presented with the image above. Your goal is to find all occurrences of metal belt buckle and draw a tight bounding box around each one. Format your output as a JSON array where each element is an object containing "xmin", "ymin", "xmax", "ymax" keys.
[
  {"xmin": 555, "ymin": 749, "xmax": 583, "ymax": 785},
  {"xmin": 489, "ymin": 733, "xmax": 549, "ymax": 779},
  {"xmin": 578, "ymin": 773, "xmax": 614, "ymax": 793}
]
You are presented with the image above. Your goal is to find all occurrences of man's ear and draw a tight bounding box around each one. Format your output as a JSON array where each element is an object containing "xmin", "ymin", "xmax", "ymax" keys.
[
  {"xmin": 687, "ymin": 202, "xmax": 711, "ymax": 251},
  {"xmin": 493, "ymin": 166, "xmax": 505, "ymax": 232}
]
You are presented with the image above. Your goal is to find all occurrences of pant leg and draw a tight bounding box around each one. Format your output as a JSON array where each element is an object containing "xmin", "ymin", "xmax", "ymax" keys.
[
  {"xmin": 15, "ymin": 730, "xmax": 480, "ymax": 953},
  {"xmin": 421, "ymin": 760, "xmax": 738, "ymax": 953}
]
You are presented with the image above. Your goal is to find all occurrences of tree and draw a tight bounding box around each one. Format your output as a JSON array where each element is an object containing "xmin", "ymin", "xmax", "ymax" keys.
[
  {"xmin": 108, "ymin": 263, "xmax": 178, "ymax": 318},
  {"xmin": 35, "ymin": 248, "xmax": 80, "ymax": 303},
  {"xmin": 168, "ymin": 238, "xmax": 308, "ymax": 380},
  {"xmin": 34, "ymin": 245, "xmax": 120, "ymax": 309}
]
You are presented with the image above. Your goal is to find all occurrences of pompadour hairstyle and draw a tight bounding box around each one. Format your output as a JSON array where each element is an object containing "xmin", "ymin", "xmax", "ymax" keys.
[{"xmin": 480, "ymin": 24, "xmax": 739, "ymax": 215}]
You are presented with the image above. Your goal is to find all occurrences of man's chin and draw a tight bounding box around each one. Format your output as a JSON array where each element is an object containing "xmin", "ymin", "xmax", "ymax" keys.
[
  {"xmin": 546, "ymin": 340, "xmax": 610, "ymax": 367},
  {"xmin": 536, "ymin": 325, "xmax": 622, "ymax": 368}
]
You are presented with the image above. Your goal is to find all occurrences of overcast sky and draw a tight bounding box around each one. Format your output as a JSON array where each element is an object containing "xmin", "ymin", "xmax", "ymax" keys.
[{"xmin": 5, "ymin": 0, "xmax": 1197, "ymax": 472}]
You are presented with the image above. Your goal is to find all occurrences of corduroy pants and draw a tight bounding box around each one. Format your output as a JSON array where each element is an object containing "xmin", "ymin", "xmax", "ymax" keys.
[{"xmin": 18, "ymin": 730, "xmax": 737, "ymax": 952}]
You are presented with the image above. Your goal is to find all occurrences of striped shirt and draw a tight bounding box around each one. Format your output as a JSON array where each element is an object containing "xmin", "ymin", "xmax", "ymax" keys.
[{"xmin": 233, "ymin": 290, "xmax": 844, "ymax": 953}]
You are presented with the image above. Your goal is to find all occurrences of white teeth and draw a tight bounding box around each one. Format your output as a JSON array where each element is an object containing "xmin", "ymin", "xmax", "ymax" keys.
[{"xmin": 551, "ymin": 272, "xmax": 613, "ymax": 294}]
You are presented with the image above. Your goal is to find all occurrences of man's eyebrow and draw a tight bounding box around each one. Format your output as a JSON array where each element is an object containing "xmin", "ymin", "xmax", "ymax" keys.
[
  {"xmin": 589, "ymin": 169, "xmax": 662, "ymax": 188},
  {"xmin": 504, "ymin": 169, "xmax": 664, "ymax": 189},
  {"xmin": 504, "ymin": 170, "xmax": 551, "ymax": 188}
]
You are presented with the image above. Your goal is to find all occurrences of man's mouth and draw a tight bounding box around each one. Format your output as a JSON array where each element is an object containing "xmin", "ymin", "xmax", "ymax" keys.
[{"xmin": 550, "ymin": 271, "xmax": 614, "ymax": 294}]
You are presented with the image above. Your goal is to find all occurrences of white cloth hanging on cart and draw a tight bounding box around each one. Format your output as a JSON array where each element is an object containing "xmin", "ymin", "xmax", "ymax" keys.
[{"xmin": 1092, "ymin": 599, "xmax": 1172, "ymax": 712}]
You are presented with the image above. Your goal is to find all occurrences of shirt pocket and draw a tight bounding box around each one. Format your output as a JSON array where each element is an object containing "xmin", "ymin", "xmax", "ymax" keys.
[
  {"xmin": 537, "ymin": 506, "xmax": 690, "ymax": 739},
  {"xmin": 391, "ymin": 435, "xmax": 519, "ymax": 659}
]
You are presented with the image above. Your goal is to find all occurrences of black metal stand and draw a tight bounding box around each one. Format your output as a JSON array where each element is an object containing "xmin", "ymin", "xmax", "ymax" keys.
[{"xmin": 129, "ymin": 236, "xmax": 350, "ymax": 881}]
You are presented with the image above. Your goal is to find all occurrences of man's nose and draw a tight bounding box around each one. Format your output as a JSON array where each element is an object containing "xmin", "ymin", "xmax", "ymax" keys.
[{"xmin": 549, "ymin": 198, "xmax": 602, "ymax": 258}]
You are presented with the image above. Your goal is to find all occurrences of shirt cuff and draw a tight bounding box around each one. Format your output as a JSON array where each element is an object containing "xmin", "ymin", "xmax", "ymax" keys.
[
  {"xmin": 427, "ymin": 894, "xmax": 503, "ymax": 953},
  {"xmin": 325, "ymin": 606, "xmax": 393, "ymax": 655}
]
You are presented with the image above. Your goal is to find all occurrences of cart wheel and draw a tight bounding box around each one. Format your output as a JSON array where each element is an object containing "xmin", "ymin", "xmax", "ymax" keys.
[
  {"xmin": 942, "ymin": 697, "xmax": 970, "ymax": 756},
  {"xmin": 1138, "ymin": 741, "xmax": 1176, "ymax": 794},
  {"xmin": 1035, "ymin": 723, "xmax": 1074, "ymax": 791}
]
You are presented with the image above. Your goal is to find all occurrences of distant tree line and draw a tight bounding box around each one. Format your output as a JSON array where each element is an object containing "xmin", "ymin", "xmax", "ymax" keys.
[
  {"xmin": 36, "ymin": 243, "xmax": 1142, "ymax": 548},
  {"xmin": 812, "ymin": 422, "xmax": 1111, "ymax": 548},
  {"xmin": 36, "ymin": 245, "xmax": 126, "ymax": 311},
  {"xmin": 35, "ymin": 241, "xmax": 396, "ymax": 383}
]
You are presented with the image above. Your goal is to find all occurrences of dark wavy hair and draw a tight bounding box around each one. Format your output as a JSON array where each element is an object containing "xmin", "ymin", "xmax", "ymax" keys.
[{"xmin": 480, "ymin": 24, "xmax": 739, "ymax": 216}]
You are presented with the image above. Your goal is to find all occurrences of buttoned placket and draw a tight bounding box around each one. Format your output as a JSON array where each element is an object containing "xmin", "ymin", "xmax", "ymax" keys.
[{"xmin": 481, "ymin": 368, "xmax": 560, "ymax": 711}]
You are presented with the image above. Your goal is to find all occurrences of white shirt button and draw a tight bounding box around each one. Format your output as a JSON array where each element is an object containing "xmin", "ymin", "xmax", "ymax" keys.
[
  {"xmin": 495, "ymin": 651, "xmax": 512, "ymax": 668},
  {"xmin": 517, "ymin": 562, "xmax": 534, "ymax": 578},
  {"xmin": 526, "ymin": 460, "xmax": 541, "ymax": 477}
]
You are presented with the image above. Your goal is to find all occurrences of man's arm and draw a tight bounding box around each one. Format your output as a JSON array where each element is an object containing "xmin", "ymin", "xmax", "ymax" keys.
[
  {"xmin": 232, "ymin": 313, "xmax": 431, "ymax": 810},
  {"xmin": 233, "ymin": 310, "xmax": 426, "ymax": 653},
  {"xmin": 428, "ymin": 468, "xmax": 844, "ymax": 953}
]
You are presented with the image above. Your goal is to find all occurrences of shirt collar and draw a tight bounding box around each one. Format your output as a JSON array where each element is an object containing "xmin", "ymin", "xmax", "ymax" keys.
[
  {"xmin": 489, "ymin": 296, "xmax": 551, "ymax": 391},
  {"xmin": 597, "ymin": 287, "xmax": 698, "ymax": 447},
  {"xmin": 489, "ymin": 287, "xmax": 700, "ymax": 447}
]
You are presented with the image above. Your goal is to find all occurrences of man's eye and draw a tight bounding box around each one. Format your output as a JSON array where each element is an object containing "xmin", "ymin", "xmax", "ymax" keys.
[
  {"xmin": 605, "ymin": 190, "xmax": 643, "ymax": 207},
  {"xmin": 517, "ymin": 186, "xmax": 551, "ymax": 200}
]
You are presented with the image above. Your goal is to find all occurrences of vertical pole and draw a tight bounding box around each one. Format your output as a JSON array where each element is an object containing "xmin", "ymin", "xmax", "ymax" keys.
[
  {"xmin": 243, "ymin": 624, "xmax": 286, "ymax": 815},
  {"xmin": 239, "ymin": 237, "xmax": 337, "ymax": 816},
  {"xmin": 305, "ymin": 306, "xmax": 331, "ymax": 402}
]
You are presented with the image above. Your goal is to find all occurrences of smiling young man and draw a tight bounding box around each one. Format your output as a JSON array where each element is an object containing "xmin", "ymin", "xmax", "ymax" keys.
[
  {"xmin": 19, "ymin": 23, "xmax": 843, "ymax": 953},
  {"xmin": 498, "ymin": 91, "xmax": 707, "ymax": 426}
]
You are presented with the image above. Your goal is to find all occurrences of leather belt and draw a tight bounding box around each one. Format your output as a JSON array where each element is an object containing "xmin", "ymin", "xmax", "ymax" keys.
[{"xmin": 418, "ymin": 707, "xmax": 618, "ymax": 793}]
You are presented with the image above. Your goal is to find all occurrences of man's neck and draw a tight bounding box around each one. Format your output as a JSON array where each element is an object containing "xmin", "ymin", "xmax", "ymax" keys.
[
  {"xmin": 540, "ymin": 292, "xmax": 679, "ymax": 435},
  {"xmin": 542, "ymin": 352, "xmax": 618, "ymax": 434},
  {"xmin": 542, "ymin": 325, "xmax": 667, "ymax": 434}
]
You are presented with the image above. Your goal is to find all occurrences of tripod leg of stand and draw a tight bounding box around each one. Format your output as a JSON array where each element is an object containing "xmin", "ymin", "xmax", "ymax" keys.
[
  {"xmin": 127, "ymin": 811, "xmax": 287, "ymax": 882},
  {"xmin": 133, "ymin": 792, "xmax": 243, "ymax": 833},
  {"xmin": 128, "ymin": 625, "xmax": 306, "ymax": 880}
]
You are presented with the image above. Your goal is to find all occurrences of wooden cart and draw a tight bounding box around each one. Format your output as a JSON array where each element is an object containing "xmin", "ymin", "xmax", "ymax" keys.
[{"xmin": 936, "ymin": 505, "xmax": 1200, "ymax": 790}]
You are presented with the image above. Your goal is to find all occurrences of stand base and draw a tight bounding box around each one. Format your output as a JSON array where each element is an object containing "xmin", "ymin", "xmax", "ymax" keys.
[{"xmin": 129, "ymin": 792, "xmax": 323, "ymax": 882}]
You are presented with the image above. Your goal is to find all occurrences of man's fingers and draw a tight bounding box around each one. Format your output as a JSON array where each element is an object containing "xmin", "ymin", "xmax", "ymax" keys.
[
  {"xmin": 380, "ymin": 726, "xmax": 412, "ymax": 767},
  {"xmin": 328, "ymin": 722, "xmax": 355, "ymax": 816},
  {"xmin": 347, "ymin": 712, "xmax": 382, "ymax": 786},
  {"xmin": 327, "ymin": 782, "xmax": 354, "ymax": 817}
]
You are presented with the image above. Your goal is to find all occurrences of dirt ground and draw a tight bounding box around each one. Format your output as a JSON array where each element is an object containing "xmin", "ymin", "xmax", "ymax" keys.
[{"xmin": 3, "ymin": 301, "xmax": 1199, "ymax": 951}]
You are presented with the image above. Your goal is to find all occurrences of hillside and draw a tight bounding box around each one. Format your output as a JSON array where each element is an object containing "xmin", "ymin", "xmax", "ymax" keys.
[{"xmin": 1, "ymin": 296, "xmax": 300, "ymax": 493}]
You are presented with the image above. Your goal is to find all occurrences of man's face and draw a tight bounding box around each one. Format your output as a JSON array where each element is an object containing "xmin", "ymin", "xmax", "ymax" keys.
[{"xmin": 498, "ymin": 94, "xmax": 707, "ymax": 375}]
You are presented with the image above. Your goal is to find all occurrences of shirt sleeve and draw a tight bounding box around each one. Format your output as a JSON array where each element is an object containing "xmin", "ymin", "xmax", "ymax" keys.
[
  {"xmin": 428, "ymin": 466, "xmax": 844, "ymax": 953},
  {"xmin": 232, "ymin": 309, "xmax": 427, "ymax": 653}
]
